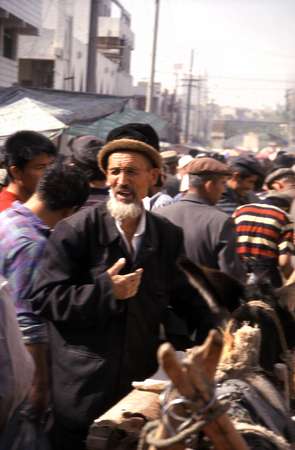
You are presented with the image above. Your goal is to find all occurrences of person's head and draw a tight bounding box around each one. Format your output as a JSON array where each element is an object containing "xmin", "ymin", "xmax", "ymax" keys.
[
  {"xmin": 265, "ymin": 168, "xmax": 295, "ymax": 191},
  {"xmin": 161, "ymin": 150, "xmax": 178, "ymax": 175},
  {"xmin": 272, "ymin": 152, "xmax": 295, "ymax": 170},
  {"xmin": 227, "ymin": 155, "xmax": 263, "ymax": 196},
  {"xmin": 70, "ymin": 135, "xmax": 106, "ymax": 185},
  {"xmin": 186, "ymin": 157, "xmax": 232, "ymax": 205},
  {"xmin": 177, "ymin": 155, "xmax": 194, "ymax": 179},
  {"xmin": 4, "ymin": 130, "xmax": 58, "ymax": 198},
  {"xmin": 263, "ymin": 190, "xmax": 294, "ymax": 213},
  {"xmin": 36, "ymin": 160, "xmax": 89, "ymax": 215},
  {"xmin": 98, "ymin": 123, "xmax": 161, "ymax": 220}
]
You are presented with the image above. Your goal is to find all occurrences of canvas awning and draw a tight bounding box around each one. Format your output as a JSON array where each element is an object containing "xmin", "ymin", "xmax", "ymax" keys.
[
  {"xmin": 67, "ymin": 108, "xmax": 168, "ymax": 140},
  {"xmin": 0, "ymin": 97, "xmax": 66, "ymax": 147},
  {"xmin": 0, "ymin": 87, "xmax": 130, "ymax": 125}
]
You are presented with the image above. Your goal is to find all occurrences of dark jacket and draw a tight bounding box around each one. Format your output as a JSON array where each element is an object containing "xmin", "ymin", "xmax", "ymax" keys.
[
  {"xmin": 217, "ymin": 186, "xmax": 258, "ymax": 216},
  {"xmin": 157, "ymin": 193, "xmax": 244, "ymax": 281},
  {"xmin": 30, "ymin": 204, "xmax": 215, "ymax": 433}
]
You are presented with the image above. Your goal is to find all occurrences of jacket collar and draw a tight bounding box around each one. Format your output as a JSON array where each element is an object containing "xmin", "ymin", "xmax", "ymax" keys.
[{"xmin": 180, "ymin": 192, "xmax": 213, "ymax": 206}]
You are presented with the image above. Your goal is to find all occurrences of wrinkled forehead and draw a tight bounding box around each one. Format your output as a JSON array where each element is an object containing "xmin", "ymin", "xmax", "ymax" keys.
[{"xmin": 107, "ymin": 151, "xmax": 152, "ymax": 169}]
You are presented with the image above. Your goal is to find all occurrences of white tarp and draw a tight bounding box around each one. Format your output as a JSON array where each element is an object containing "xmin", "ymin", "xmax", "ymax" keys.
[{"xmin": 0, "ymin": 97, "xmax": 66, "ymax": 146}]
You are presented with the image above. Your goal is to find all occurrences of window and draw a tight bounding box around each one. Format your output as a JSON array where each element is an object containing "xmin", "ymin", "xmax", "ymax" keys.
[{"xmin": 3, "ymin": 28, "xmax": 16, "ymax": 60}]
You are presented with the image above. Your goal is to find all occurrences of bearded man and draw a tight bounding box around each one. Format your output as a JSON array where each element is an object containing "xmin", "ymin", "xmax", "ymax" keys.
[{"xmin": 30, "ymin": 123, "xmax": 216, "ymax": 450}]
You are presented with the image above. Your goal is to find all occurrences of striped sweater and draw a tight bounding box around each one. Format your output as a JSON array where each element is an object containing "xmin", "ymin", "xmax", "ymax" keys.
[{"xmin": 233, "ymin": 203, "xmax": 294, "ymax": 259}]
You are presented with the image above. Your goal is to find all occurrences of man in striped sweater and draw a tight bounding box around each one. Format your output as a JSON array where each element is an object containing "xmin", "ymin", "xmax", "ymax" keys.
[{"xmin": 233, "ymin": 191, "xmax": 295, "ymax": 287}]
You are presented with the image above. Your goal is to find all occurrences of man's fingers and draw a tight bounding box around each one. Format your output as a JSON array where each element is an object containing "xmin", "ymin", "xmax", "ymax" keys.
[
  {"xmin": 135, "ymin": 268, "xmax": 144, "ymax": 275},
  {"xmin": 107, "ymin": 258, "xmax": 126, "ymax": 276}
]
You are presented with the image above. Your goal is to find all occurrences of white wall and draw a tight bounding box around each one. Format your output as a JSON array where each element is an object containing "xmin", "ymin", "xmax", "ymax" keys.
[
  {"xmin": 0, "ymin": 0, "xmax": 41, "ymax": 29},
  {"xmin": 114, "ymin": 71, "xmax": 133, "ymax": 96},
  {"xmin": 0, "ymin": 56, "xmax": 17, "ymax": 86},
  {"xmin": 96, "ymin": 52, "xmax": 116, "ymax": 95},
  {"xmin": 18, "ymin": 0, "xmax": 91, "ymax": 92},
  {"xmin": 98, "ymin": 16, "xmax": 134, "ymax": 48}
]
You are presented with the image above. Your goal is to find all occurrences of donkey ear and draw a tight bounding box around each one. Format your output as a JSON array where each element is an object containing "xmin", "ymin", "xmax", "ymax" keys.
[
  {"xmin": 178, "ymin": 256, "xmax": 221, "ymax": 314},
  {"xmin": 275, "ymin": 282, "xmax": 295, "ymax": 313},
  {"xmin": 178, "ymin": 256, "xmax": 243, "ymax": 313}
]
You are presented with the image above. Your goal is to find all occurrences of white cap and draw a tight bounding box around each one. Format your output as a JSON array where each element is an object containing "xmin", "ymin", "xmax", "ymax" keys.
[
  {"xmin": 179, "ymin": 173, "xmax": 189, "ymax": 192},
  {"xmin": 177, "ymin": 155, "xmax": 194, "ymax": 170}
]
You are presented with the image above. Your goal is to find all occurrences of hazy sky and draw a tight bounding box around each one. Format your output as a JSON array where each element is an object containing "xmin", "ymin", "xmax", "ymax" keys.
[{"xmin": 118, "ymin": 0, "xmax": 295, "ymax": 109}]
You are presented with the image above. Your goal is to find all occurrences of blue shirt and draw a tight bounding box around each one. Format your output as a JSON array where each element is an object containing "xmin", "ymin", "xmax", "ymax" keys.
[{"xmin": 0, "ymin": 202, "xmax": 50, "ymax": 344}]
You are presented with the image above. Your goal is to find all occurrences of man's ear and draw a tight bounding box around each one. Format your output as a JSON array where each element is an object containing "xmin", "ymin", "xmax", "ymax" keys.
[
  {"xmin": 150, "ymin": 168, "xmax": 160, "ymax": 186},
  {"xmin": 9, "ymin": 165, "xmax": 22, "ymax": 181}
]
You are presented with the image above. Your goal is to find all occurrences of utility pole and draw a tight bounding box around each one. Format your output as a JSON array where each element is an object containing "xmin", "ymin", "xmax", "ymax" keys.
[
  {"xmin": 183, "ymin": 49, "xmax": 198, "ymax": 143},
  {"xmin": 86, "ymin": 0, "xmax": 100, "ymax": 92},
  {"xmin": 195, "ymin": 76, "xmax": 203, "ymax": 140},
  {"xmin": 146, "ymin": 0, "xmax": 160, "ymax": 113}
]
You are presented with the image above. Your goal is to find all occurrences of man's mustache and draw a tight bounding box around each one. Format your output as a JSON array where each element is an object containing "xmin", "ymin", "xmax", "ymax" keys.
[{"xmin": 114, "ymin": 185, "xmax": 136, "ymax": 197}]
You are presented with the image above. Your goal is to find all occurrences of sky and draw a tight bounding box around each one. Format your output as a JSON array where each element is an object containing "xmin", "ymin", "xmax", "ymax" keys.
[{"xmin": 117, "ymin": 0, "xmax": 295, "ymax": 109}]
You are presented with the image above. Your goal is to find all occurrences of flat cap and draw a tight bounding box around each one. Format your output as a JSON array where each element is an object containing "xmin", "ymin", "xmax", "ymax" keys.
[
  {"xmin": 187, "ymin": 157, "xmax": 232, "ymax": 176},
  {"xmin": 98, "ymin": 123, "xmax": 161, "ymax": 172},
  {"xmin": 265, "ymin": 168, "xmax": 295, "ymax": 188},
  {"xmin": 71, "ymin": 135, "xmax": 103, "ymax": 164},
  {"xmin": 229, "ymin": 155, "xmax": 264, "ymax": 177},
  {"xmin": 161, "ymin": 150, "xmax": 178, "ymax": 164}
]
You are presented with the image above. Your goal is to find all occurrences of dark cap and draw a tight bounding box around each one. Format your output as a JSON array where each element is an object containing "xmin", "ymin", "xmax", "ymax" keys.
[
  {"xmin": 70, "ymin": 135, "xmax": 105, "ymax": 181},
  {"xmin": 229, "ymin": 155, "xmax": 264, "ymax": 177},
  {"xmin": 265, "ymin": 168, "xmax": 295, "ymax": 188},
  {"xmin": 71, "ymin": 135, "xmax": 103, "ymax": 162},
  {"xmin": 187, "ymin": 157, "xmax": 232, "ymax": 176},
  {"xmin": 106, "ymin": 123, "xmax": 160, "ymax": 150},
  {"xmin": 98, "ymin": 123, "xmax": 161, "ymax": 172}
]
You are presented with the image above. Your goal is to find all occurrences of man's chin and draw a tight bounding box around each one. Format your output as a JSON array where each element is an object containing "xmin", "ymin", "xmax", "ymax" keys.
[
  {"xmin": 115, "ymin": 196, "xmax": 136, "ymax": 205},
  {"xmin": 107, "ymin": 197, "xmax": 142, "ymax": 221}
]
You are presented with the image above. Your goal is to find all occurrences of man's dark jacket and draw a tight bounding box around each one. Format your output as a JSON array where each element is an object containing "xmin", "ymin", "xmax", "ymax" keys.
[
  {"xmin": 30, "ymin": 204, "xmax": 215, "ymax": 435},
  {"xmin": 157, "ymin": 193, "xmax": 244, "ymax": 280}
]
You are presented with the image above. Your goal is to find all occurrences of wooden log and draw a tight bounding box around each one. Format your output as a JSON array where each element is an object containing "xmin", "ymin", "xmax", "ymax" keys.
[{"xmin": 87, "ymin": 389, "xmax": 160, "ymax": 450}]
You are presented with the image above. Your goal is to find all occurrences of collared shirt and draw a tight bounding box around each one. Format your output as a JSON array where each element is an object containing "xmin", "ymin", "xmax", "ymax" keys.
[
  {"xmin": 115, "ymin": 209, "xmax": 146, "ymax": 259},
  {"xmin": 0, "ymin": 202, "xmax": 50, "ymax": 344}
]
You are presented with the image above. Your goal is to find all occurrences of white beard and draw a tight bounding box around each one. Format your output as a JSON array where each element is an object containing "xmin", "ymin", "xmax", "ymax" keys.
[{"xmin": 107, "ymin": 196, "xmax": 142, "ymax": 221}]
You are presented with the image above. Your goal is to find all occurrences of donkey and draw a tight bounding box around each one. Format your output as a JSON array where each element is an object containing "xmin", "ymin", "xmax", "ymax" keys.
[
  {"xmin": 139, "ymin": 325, "xmax": 295, "ymax": 450},
  {"xmin": 178, "ymin": 256, "xmax": 295, "ymax": 402}
]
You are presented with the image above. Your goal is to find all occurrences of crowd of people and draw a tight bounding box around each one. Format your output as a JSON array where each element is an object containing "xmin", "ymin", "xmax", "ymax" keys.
[{"xmin": 0, "ymin": 124, "xmax": 295, "ymax": 450}]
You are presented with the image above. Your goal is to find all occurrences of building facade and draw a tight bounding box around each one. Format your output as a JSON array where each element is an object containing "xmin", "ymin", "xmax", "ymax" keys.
[
  {"xmin": 96, "ymin": 0, "xmax": 134, "ymax": 95},
  {"xmin": 0, "ymin": 0, "xmax": 41, "ymax": 87},
  {"xmin": 18, "ymin": 0, "xmax": 91, "ymax": 91},
  {"xmin": 17, "ymin": 0, "xmax": 134, "ymax": 96}
]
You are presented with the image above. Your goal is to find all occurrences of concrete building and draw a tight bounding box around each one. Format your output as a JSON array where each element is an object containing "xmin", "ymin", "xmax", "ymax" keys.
[
  {"xmin": 18, "ymin": 0, "xmax": 91, "ymax": 91},
  {"xmin": 0, "ymin": 0, "xmax": 41, "ymax": 87},
  {"xmin": 17, "ymin": 0, "xmax": 134, "ymax": 96},
  {"xmin": 96, "ymin": 0, "xmax": 134, "ymax": 95},
  {"xmin": 132, "ymin": 81, "xmax": 162, "ymax": 114}
]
